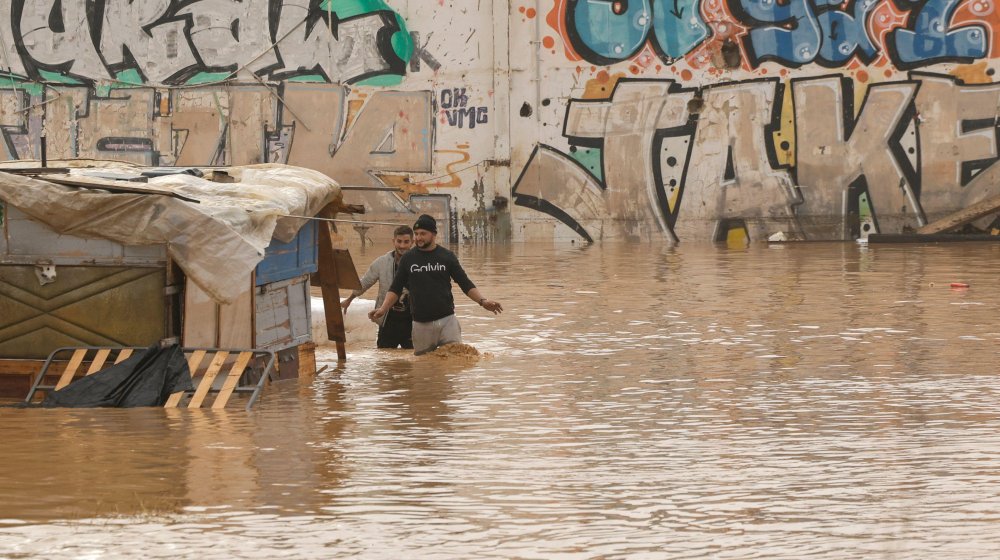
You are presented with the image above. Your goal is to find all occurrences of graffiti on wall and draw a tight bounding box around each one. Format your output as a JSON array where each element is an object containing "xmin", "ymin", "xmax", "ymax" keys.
[
  {"xmin": 0, "ymin": 0, "xmax": 412, "ymax": 85},
  {"xmin": 0, "ymin": 0, "xmax": 433, "ymax": 214},
  {"xmin": 0, "ymin": 83, "xmax": 433, "ymax": 212},
  {"xmin": 513, "ymin": 73, "xmax": 1000, "ymax": 242},
  {"xmin": 552, "ymin": 0, "xmax": 993, "ymax": 70},
  {"xmin": 439, "ymin": 88, "xmax": 489, "ymax": 129}
]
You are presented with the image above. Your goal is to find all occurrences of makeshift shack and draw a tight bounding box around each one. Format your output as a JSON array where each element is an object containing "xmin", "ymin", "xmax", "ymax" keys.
[{"xmin": 0, "ymin": 162, "xmax": 355, "ymax": 399}]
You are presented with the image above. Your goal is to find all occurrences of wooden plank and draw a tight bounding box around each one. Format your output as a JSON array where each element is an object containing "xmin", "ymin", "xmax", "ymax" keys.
[
  {"xmin": 218, "ymin": 283, "xmax": 254, "ymax": 348},
  {"xmin": 85, "ymin": 349, "xmax": 111, "ymax": 375},
  {"xmin": 114, "ymin": 348, "xmax": 134, "ymax": 364},
  {"xmin": 332, "ymin": 249, "xmax": 362, "ymax": 291},
  {"xmin": 317, "ymin": 204, "xmax": 347, "ymax": 361},
  {"xmin": 163, "ymin": 390, "xmax": 185, "ymax": 408},
  {"xmin": 918, "ymin": 192, "xmax": 1000, "ymax": 234},
  {"xmin": 0, "ymin": 359, "xmax": 46, "ymax": 376},
  {"xmin": 187, "ymin": 350, "xmax": 208, "ymax": 375},
  {"xmin": 211, "ymin": 352, "xmax": 253, "ymax": 409},
  {"xmin": 298, "ymin": 342, "xmax": 317, "ymax": 377},
  {"xmin": 165, "ymin": 350, "xmax": 207, "ymax": 407},
  {"xmin": 0, "ymin": 167, "xmax": 71, "ymax": 175},
  {"xmin": 0, "ymin": 359, "xmax": 45, "ymax": 401},
  {"xmin": 54, "ymin": 350, "xmax": 87, "ymax": 390},
  {"xmin": 183, "ymin": 280, "xmax": 220, "ymax": 347},
  {"xmin": 187, "ymin": 351, "xmax": 229, "ymax": 408}
]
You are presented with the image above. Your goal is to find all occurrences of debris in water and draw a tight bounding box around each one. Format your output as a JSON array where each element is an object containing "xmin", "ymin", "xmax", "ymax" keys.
[{"xmin": 424, "ymin": 343, "xmax": 485, "ymax": 359}]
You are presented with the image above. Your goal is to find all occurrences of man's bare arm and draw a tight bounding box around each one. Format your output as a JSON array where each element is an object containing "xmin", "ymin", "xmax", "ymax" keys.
[
  {"xmin": 369, "ymin": 291, "xmax": 400, "ymax": 322},
  {"xmin": 467, "ymin": 287, "xmax": 502, "ymax": 315}
]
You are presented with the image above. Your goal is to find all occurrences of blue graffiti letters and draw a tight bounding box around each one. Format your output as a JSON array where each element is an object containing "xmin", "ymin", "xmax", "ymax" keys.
[
  {"xmin": 890, "ymin": 0, "xmax": 988, "ymax": 67},
  {"xmin": 566, "ymin": 0, "xmax": 708, "ymax": 64},
  {"xmin": 735, "ymin": 0, "xmax": 823, "ymax": 66},
  {"xmin": 567, "ymin": 0, "xmax": 653, "ymax": 64},
  {"xmin": 565, "ymin": 0, "xmax": 993, "ymax": 70},
  {"xmin": 649, "ymin": 0, "xmax": 710, "ymax": 59},
  {"xmin": 814, "ymin": 0, "xmax": 879, "ymax": 65}
]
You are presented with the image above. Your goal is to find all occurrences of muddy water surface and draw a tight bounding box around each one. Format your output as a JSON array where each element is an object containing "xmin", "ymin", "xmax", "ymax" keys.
[{"xmin": 3, "ymin": 242, "xmax": 1000, "ymax": 558}]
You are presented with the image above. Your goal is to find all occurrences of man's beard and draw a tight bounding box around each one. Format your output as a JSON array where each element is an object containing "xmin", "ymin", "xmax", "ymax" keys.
[{"xmin": 415, "ymin": 239, "xmax": 429, "ymax": 248}]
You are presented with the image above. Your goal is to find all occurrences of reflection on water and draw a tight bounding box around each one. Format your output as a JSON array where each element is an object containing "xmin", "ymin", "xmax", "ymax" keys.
[{"xmin": 4, "ymin": 242, "xmax": 1000, "ymax": 558}]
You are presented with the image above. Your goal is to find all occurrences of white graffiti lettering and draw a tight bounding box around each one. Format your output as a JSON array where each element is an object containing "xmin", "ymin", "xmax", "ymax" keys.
[{"xmin": 1, "ymin": 0, "xmax": 406, "ymax": 84}]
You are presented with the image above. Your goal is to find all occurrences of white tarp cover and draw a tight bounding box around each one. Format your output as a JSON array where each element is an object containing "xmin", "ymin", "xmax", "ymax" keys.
[{"xmin": 0, "ymin": 163, "xmax": 341, "ymax": 303}]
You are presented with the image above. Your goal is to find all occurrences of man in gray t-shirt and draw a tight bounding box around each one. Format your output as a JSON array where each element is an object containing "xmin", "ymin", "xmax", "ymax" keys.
[{"xmin": 342, "ymin": 225, "xmax": 414, "ymax": 348}]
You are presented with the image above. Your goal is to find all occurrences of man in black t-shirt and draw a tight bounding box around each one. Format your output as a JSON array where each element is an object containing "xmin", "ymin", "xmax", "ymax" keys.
[{"xmin": 370, "ymin": 214, "xmax": 502, "ymax": 355}]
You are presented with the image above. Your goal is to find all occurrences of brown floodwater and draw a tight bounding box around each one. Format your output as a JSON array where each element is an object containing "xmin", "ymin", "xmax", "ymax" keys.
[{"xmin": 3, "ymin": 241, "xmax": 1000, "ymax": 558}]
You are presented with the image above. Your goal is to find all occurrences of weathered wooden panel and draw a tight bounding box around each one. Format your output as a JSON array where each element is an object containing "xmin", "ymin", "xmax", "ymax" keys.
[
  {"xmin": 182, "ymin": 280, "xmax": 218, "ymax": 347},
  {"xmin": 255, "ymin": 275, "xmax": 311, "ymax": 350},
  {"xmin": 331, "ymin": 249, "xmax": 362, "ymax": 292},
  {"xmin": 182, "ymin": 278, "xmax": 253, "ymax": 348},
  {"xmin": 0, "ymin": 358, "xmax": 44, "ymax": 398},
  {"xmin": 219, "ymin": 286, "xmax": 254, "ymax": 348},
  {"xmin": 0, "ymin": 265, "xmax": 167, "ymax": 359}
]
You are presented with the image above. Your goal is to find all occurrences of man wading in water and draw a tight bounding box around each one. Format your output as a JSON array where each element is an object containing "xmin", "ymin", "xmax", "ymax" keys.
[
  {"xmin": 342, "ymin": 225, "xmax": 414, "ymax": 349},
  {"xmin": 370, "ymin": 214, "xmax": 502, "ymax": 355}
]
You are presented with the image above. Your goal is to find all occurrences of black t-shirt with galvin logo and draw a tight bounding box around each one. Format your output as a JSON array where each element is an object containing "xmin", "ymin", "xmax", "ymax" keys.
[{"xmin": 388, "ymin": 245, "xmax": 476, "ymax": 322}]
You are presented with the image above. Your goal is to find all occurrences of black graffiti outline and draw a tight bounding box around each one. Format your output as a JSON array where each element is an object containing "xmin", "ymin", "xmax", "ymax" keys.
[
  {"xmin": 95, "ymin": 0, "xmax": 203, "ymax": 85},
  {"xmin": 788, "ymin": 73, "xmax": 923, "ymax": 229},
  {"xmin": 565, "ymin": 0, "xmax": 645, "ymax": 67},
  {"xmin": 267, "ymin": 2, "xmax": 407, "ymax": 83},
  {"xmin": 691, "ymin": 76, "xmax": 802, "ymax": 241},
  {"xmin": 649, "ymin": 82, "xmax": 698, "ymax": 238},
  {"xmin": 560, "ymin": 77, "xmax": 692, "ymax": 239},
  {"xmin": 511, "ymin": 143, "xmax": 596, "ymax": 243},
  {"xmin": 909, "ymin": 71, "xmax": 1000, "ymax": 189},
  {"xmin": 0, "ymin": 88, "xmax": 30, "ymax": 159},
  {"xmin": 552, "ymin": 77, "xmax": 797, "ymax": 242},
  {"xmin": 685, "ymin": 76, "xmax": 793, "ymax": 178}
]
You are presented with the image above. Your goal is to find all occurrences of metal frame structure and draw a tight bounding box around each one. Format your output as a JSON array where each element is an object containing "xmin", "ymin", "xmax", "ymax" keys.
[{"xmin": 24, "ymin": 346, "xmax": 277, "ymax": 411}]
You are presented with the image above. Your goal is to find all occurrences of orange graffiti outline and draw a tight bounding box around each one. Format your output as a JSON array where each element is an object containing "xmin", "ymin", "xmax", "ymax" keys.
[{"xmin": 425, "ymin": 149, "xmax": 471, "ymax": 188}]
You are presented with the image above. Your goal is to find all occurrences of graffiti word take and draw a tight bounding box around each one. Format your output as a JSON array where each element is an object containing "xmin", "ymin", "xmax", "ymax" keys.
[
  {"xmin": 439, "ymin": 88, "xmax": 488, "ymax": 129},
  {"xmin": 513, "ymin": 75, "xmax": 1000, "ymax": 243},
  {"xmin": 1, "ymin": 0, "xmax": 408, "ymax": 85},
  {"xmin": 564, "ymin": 0, "xmax": 990, "ymax": 70}
]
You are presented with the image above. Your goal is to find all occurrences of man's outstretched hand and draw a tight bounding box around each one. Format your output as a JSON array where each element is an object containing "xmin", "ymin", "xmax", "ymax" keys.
[{"xmin": 481, "ymin": 300, "xmax": 503, "ymax": 315}]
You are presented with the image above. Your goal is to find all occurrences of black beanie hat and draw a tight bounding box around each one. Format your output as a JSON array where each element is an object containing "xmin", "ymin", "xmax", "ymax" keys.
[{"xmin": 413, "ymin": 214, "xmax": 437, "ymax": 233}]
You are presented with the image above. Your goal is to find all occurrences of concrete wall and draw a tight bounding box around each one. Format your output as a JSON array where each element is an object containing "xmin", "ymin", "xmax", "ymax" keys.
[{"xmin": 0, "ymin": 0, "xmax": 999, "ymax": 243}]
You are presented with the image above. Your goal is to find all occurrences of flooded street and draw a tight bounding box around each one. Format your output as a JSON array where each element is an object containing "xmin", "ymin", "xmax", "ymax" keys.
[{"xmin": 3, "ymin": 241, "xmax": 1000, "ymax": 558}]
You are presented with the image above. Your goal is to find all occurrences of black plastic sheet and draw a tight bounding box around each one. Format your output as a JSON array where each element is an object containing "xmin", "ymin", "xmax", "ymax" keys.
[{"xmin": 42, "ymin": 344, "xmax": 194, "ymax": 408}]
